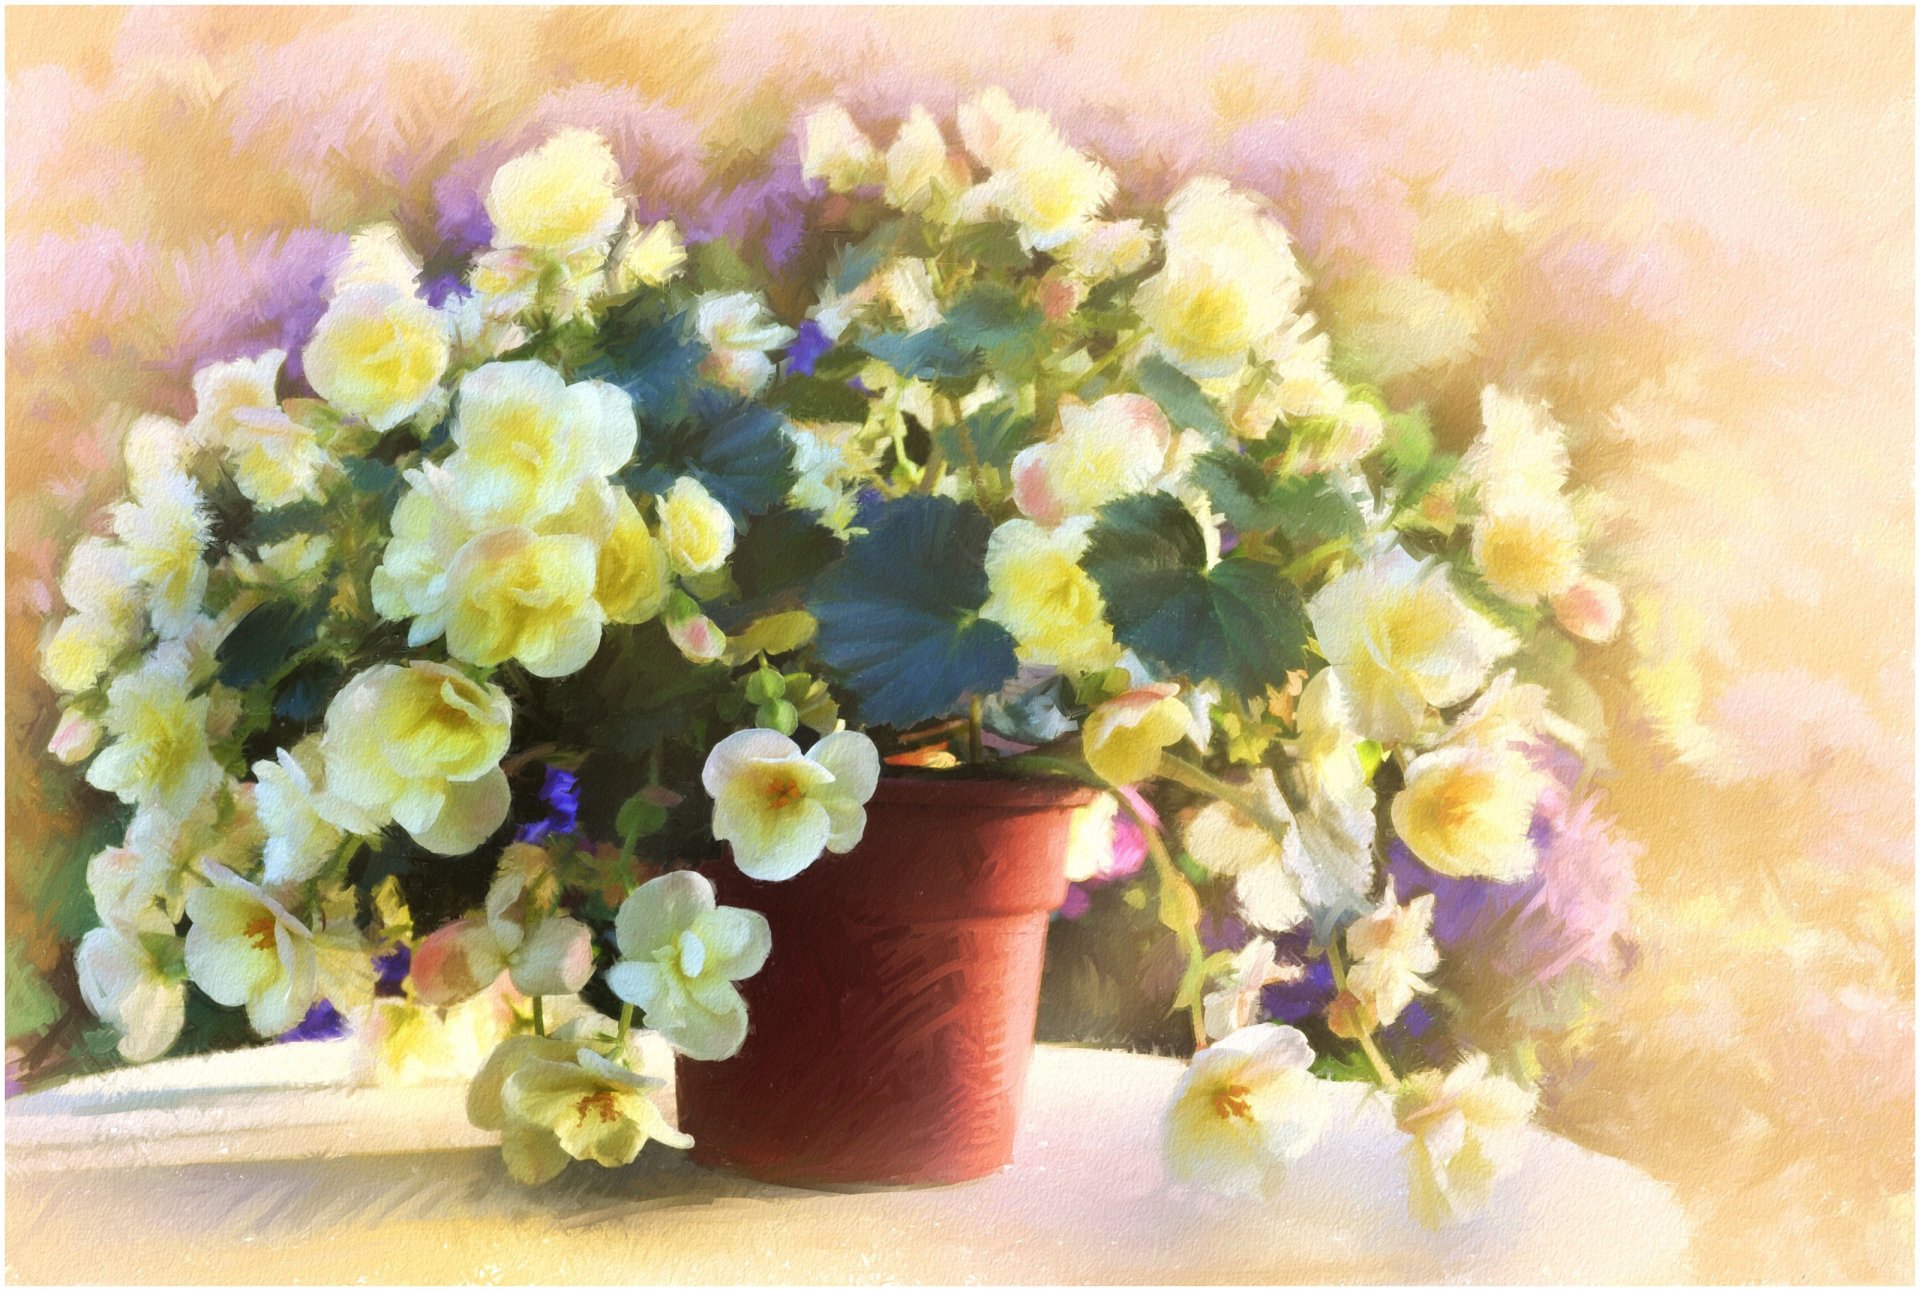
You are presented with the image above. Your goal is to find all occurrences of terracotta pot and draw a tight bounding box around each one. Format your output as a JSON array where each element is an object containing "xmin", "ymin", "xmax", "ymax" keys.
[{"xmin": 675, "ymin": 774, "xmax": 1095, "ymax": 1186}]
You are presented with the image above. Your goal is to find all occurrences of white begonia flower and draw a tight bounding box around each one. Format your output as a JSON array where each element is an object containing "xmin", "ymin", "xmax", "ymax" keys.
[
  {"xmin": 703, "ymin": 729, "xmax": 880, "ymax": 882},
  {"xmin": 184, "ymin": 348, "xmax": 284, "ymax": 450},
  {"xmin": 317, "ymin": 661, "xmax": 512, "ymax": 855},
  {"xmin": 223, "ymin": 406, "xmax": 330, "ymax": 509},
  {"xmin": 111, "ymin": 465, "xmax": 211, "ymax": 640},
  {"xmin": 1394, "ymin": 1053, "xmax": 1538, "ymax": 1228},
  {"xmin": 486, "ymin": 128, "xmax": 628, "ymax": 256},
  {"xmin": 255, "ymin": 533, "xmax": 333, "ymax": 586},
  {"xmin": 76, "ymin": 910, "xmax": 187, "ymax": 1063},
  {"xmin": 1472, "ymin": 497, "xmax": 1585, "ymax": 606},
  {"xmin": 884, "ymin": 105, "xmax": 967, "ymax": 216},
  {"xmin": 253, "ymin": 737, "xmax": 346, "ymax": 886},
  {"xmin": 183, "ymin": 861, "xmax": 319, "ymax": 1038},
  {"xmin": 411, "ymin": 846, "xmax": 596, "ymax": 1005},
  {"xmin": 1551, "ymin": 573, "xmax": 1625, "ymax": 644},
  {"xmin": 369, "ymin": 462, "xmax": 478, "ymax": 645},
  {"xmin": 1202, "ymin": 937, "xmax": 1296, "ymax": 1041},
  {"xmin": 42, "ymin": 535, "xmax": 146, "ymax": 692},
  {"xmin": 657, "ymin": 475, "xmax": 736, "ymax": 577},
  {"xmin": 1391, "ymin": 742, "xmax": 1550, "ymax": 882},
  {"xmin": 48, "ymin": 708, "xmax": 103, "ymax": 764},
  {"xmin": 956, "ymin": 88, "xmax": 1115, "ymax": 252},
  {"xmin": 1182, "ymin": 769, "xmax": 1309, "ymax": 932},
  {"xmin": 801, "ymin": 102, "xmax": 882, "ymax": 193},
  {"xmin": 1137, "ymin": 177, "xmax": 1307, "ymax": 380},
  {"xmin": 606, "ymin": 869, "xmax": 772, "ymax": 1061},
  {"xmin": 877, "ymin": 258, "xmax": 944, "ymax": 332},
  {"xmin": 501, "ymin": 1046, "xmax": 692, "ymax": 1182},
  {"xmin": 784, "ymin": 421, "xmax": 870, "ymax": 537},
  {"xmin": 442, "ymin": 360, "xmax": 637, "ymax": 530},
  {"xmin": 85, "ymin": 646, "xmax": 223, "ymax": 821},
  {"xmin": 1307, "ymin": 546, "xmax": 1517, "ymax": 745},
  {"xmin": 1342, "ymin": 877, "xmax": 1439, "ymax": 1030},
  {"xmin": 334, "ymin": 222, "xmax": 426, "ymax": 295},
  {"xmin": 615, "ymin": 219, "xmax": 687, "ymax": 290},
  {"xmin": 1163, "ymin": 1024, "xmax": 1332, "ymax": 1195},
  {"xmin": 1058, "ymin": 218, "xmax": 1156, "ymax": 281},
  {"xmin": 980, "ymin": 516, "xmax": 1122, "ymax": 674},
  {"xmin": 303, "ymin": 281, "xmax": 451, "ymax": 431},
  {"xmin": 1010, "ymin": 393, "xmax": 1176, "ymax": 527},
  {"xmin": 442, "ymin": 525, "xmax": 605, "ymax": 677},
  {"xmin": 695, "ymin": 292, "xmax": 797, "ymax": 397},
  {"xmin": 595, "ymin": 488, "xmax": 673, "ymax": 625},
  {"xmin": 89, "ymin": 789, "xmax": 261, "ymax": 927},
  {"xmin": 1462, "ymin": 386, "xmax": 1571, "ymax": 513},
  {"xmin": 120, "ymin": 412, "xmax": 191, "ymax": 493}
]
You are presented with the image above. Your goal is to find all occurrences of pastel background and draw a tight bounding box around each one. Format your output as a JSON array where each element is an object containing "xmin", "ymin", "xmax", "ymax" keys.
[{"xmin": 5, "ymin": 7, "xmax": 1911, "ymax": 1281}]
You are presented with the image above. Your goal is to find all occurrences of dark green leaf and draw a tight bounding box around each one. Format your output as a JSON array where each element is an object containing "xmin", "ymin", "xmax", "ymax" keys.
[
  {"xmin": 943, "ymin": 282, "xmax": 1045, "ymax": 375},
  {"xmin": 810, "ymin": 495, "xmax": 1019, "ymax": 728},
  {"xmin": 548, "ymin": 622, "xmax": 734, "ymax": 760},
  {"xmin": 582, "ymin": 303, "xmax": 707, "ymax": 415},
  {"xmin": 934, "ymin": 400, "xmax": 1033, "ymax": 475},
  {"xmin": 708, "ymin": 507, "xmax": 844, "ymax": 632},
  {"xmin": 1084, "ymin": 493, "xmax": 1307, "ymax": 696},
  {"xmin": 775, "ymin": 374, "xmax": 870, "ymax": 424},
  {"xmin": 622, "ymin": 387, "xmax": 796, "ymax": 523},
  {"xmin": 216, "ymin": 599, "xmax": 327, "ymax": 689},
  {"xmin": 1134, "ymin": 355, "xmax": 1232, "ymax": 442},
  {"xmin": 857, "ymin": 329, "xmax": 978, "ymax": 382}
]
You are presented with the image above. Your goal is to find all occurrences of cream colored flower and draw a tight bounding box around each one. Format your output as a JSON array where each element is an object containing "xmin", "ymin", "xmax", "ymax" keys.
[
  {"xmin": 185, "ymin": 349, "xmax": 284, "ymax": 450},
  {"xmin": 1472, "ymin": 499, "xmax": 1583, "ymax": 606},
  {"xmin": 1391, "ymin": 742, "xmax": 1549, "ymax": 882},
  {"xmin": 85, "ymin": 648, "xmax": 223, "ymax": 821},
  {"xmin": 254, "ymin": 738, "xmax": 347, "ymax": 886},
  {"xmin": 1183, "ymin": 769, "xmax": 1308, "ymax": 932},
  {"xmin": 801, "ymin": 102, "xmax": 881, "ymax": 193},
  {"xmin": 335, "ymin": 222, "xmax": 425, "ymax": 295},
  {"xmin": 885, "ymin": 105, "xmax": 967, "ymax": 215},
  {"xmin": 1163, "ymin": 1024, "xmax": 1331, "ymax": 1195},
  {"xmin": 657, "ymin": 475, "xmax": 736, "ymax": 577},
  {"xmin": 1202, "ymin": 938, "xmax": 1296, "ymax": 1041},
  {"xmin": 303, "ymin": 282, "xmax": 450, "ymax": 431},
  {"xmin": 981, "ymin": 516, "xmax": 1120, "ymax": 673},
  {"xmin": 1462, "ymin": 386, "xmax": 1571, "ymax": 513},
  {"xmin": 665, "ymin": 607, "xmax": 728, "ymax": 664},
  {"xmin": 412, "ymin": 846, "xmax": 596, "ymax": 1005},
  {"xmin": 442, "ymin": 526, "xmax": 604, "ymax": 677},
  {"xmin": 695, "ymin": 292, "xmax": 796, "ymax": 396},
  {"xmin": 445, "ymin": 361, "xmax": 637, "ymax": 528},
  {"xmin": 1308, "ymin": 546, "xmax": 1517, "ymax": 744},
  {"xmin": 1058, "ymin": 219, "xmax": 1156, "ymax": 281},
  {"xmin": 48, "ymin": 708, "xmax": 102, "ymax": 764},
  {"xmin": 1083, "ymin": 683, "xmax": 1190, "ymax": 786},
  {"xmin": 606, "ymin": 869, "xmax": 773, "ymax": 1061},
  {"xmin": 1011, "ymin": 394, "xmax": 1175, "ymax": 527},
  {"xmin": 42, "ymin": 608, "xmax": 141, "ymax": 695},
  {"xmin": 595, "ymin": 489, "xmax": 673, "ymax": 625},
  {"xmin": 89, "ymin": 789, "xmax": 259, "ymax": 927},
  {"xmin": 76, "ymin": 911, "xmax": 186, "ymax": 1063},
  {"xmin": 1138, "ymin": 177, "xmax": 1306, "ymax": 379},
  {"xmin": 224, "ymin": 406, "xmax": 330, "ymax": 509},
  {"xmin": 1290, "ymin": 398, "xmax": 1386, "ymax": 474},
  {"xmin": 318, "ymin": 661, "xmax": 512, "ymax": 855},
  {"xmin": 183, "ymin": 861, "xmax": 318, "ymax": 1037},
  {"xmin": 486, "ymin": 128, "xmax": 628, "ymax": 255},
  {"xmin": 703, "ymin": 728, "xmax": 880, "ymax": 882},
  {"xmin": 1342, "ymin": 877, "xmax": 1438, "ymax": 1030},
  {"xmin": 957, "ymin": 89, "xmax": 1114, "ymax": 252},
  {"xmin": 501, "ymin": 1047, "xmax": 692, "ymax": 1182},
  {"xmin": 1551, "ymin": 573, "xmax": 1625, "ymax": 644},
  {"xmin": 111, "ymin": 468, "xmax": 211, "ymax": 639},
  {"xmin": 256, "ymin": 533, "xmax": 333, "ymax": 586},
  {"xmin": 615, "ymin": 220, "xmax": 687, "ymax": 289},
  {"xmin": 1394, "ymin": 1054, "xmax": 1537, "ymax": 1227}
]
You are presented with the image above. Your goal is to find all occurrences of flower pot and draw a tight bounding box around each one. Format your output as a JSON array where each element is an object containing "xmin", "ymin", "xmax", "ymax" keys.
[{"xmin": 675, "ymin": 774, "xmax": 1096, "ymax": 1186}]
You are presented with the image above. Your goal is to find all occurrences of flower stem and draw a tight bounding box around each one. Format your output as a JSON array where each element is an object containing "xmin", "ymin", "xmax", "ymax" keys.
[
  {"xmin": 1158, "ymin": 752, "xmax": 1297, "ymax": 851},
  {"xmin": 1110, "ymin": 789, "xmax": 1209, "ymax": 1052},
  {"xmin": 967, "ymin": 694, "xmax": 984, "ymax": 764},
  {"xmin": 617, "ymin": 1002, "xmax": 634, "ymax": 1052},
  {"xmin": 531, "ymin": 996, "xmax": 546, "ymax": 1038},
  {"xmin": 1327, "ymin": 938, "xmax": 1400, "ymax": 1091}
]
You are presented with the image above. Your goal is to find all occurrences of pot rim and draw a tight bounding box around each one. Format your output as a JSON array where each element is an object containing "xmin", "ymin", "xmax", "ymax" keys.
[{"xmin": 869, "ymin": 773, "xmax": 1098, "ymax": 809}]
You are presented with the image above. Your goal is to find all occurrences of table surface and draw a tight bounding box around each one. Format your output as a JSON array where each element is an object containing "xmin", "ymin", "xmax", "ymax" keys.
[{"xmin": 5, "ymin": 1039, "xmax": 1691, "ymax": 1284}]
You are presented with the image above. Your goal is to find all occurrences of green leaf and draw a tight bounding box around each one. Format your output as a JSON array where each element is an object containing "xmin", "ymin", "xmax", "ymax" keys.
[
  {"xmin": 1134, "ymin": 355, "xmax": 1232, "ymax": 442},
  {"xmin": 810, "ymin": 495, "xmax": 1019, "ymax": 728},
  {"xmin": 776, "ymin": 374, "xmax": 870, "ymax": 424},
  {"xmin": 548, "ymin": 622, "xmax": 733, "ymax": 760},
  {"xmin": 857, "ymin": 329, "xmax": 978, "ymax": 381},
  {"xmin": 615, "ymin": 794, "xmax": 669, "ymax": 852},
  {"xmin": 934, "ymin": 399, "xmax": 1033, "ymax": 476},
  {"xmin": 621, "ymin": 387, "xmax": 796, "ymax": 524},
  {"xmin": 689, "ymin": 237, "xmax": 758, "ymax": 293},
  {"xmin": 1084, "ymin": 493, "xmax": 1308, "ymax": 697},
  {"xmin": 216, "ymin": 599, "xmax": 327, "ymax": 690},
  {"xmin": 709, "ymin": 507, "xmax": 844, "ymax": 632},
  {"xmin": 943, "ymin": 282, "xmax": 1045, "ymax": 375},
  {"xmin": 582, "ymin": 302, "xmax": 707, "ymax": 415}
]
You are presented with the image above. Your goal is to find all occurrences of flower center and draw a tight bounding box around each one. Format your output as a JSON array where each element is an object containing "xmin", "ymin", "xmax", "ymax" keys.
[
  {"xmin": 244, "ymin": 912, "xmax": 279, "ymax": 952},
  {"xmin": 1212, "ymin": 1081, "xmax": 1255, "ymax": 1121},
  {"xmin": 573, "ymin": 1090, "xmax": 622, "ymax": 1125},
  {"xmin": 762, "ymin": 772, "xmax": 805, "ymax": 812}
]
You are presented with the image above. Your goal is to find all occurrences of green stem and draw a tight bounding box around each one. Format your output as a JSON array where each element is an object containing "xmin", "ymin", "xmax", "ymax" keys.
[
  {"xmin": 1076, "ymin": 327, "xmax": 1144, "ymax": 389},
  {"xmin": 1158, "ymin": 752, "xmax": 1297, "ymax": 850},
  {"xmin": 531, "ymin": 996, "xmax": 545, "ymax": 1039},
  {"xmin": 617, "ymin": 1002, "xmax": 634, "ymax": 1052},
  {"xmin": 1327, "ymin": 939, "xmax": 1400, "ymax": 1091},
  {"xmin": 1111, "ymin": 789, "xmax": 1209, "ymax": 1051},
  {"xmin": 967, "ymin": 694, "xmax": 984, "ymax": 764}
]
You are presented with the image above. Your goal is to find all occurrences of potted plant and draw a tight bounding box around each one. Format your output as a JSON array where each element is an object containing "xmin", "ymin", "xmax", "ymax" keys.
[{"xmin": 36, "ymin": 94, "xmax": 1631, "ymax": 1218}]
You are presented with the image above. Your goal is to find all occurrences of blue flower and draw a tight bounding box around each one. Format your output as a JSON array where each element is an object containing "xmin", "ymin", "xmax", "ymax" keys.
[
  {"xmin": 373, "ymin": 944, "xmax": 411, "ymax": 998},
  {"xmin": 515, "ymin": 764, "xmax": 581, "ymax": 843},
  {"xmin": 278, "ymin": 999, "xmax": 348, "ymax": 1042},
  {"xmin": 785, "ymin": 319, "xmax": 833, "ymax": 376}
]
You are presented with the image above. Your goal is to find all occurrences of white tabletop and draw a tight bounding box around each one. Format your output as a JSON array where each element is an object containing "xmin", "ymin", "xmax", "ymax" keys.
[{"xmin": 5, "ymin": 1039, "xmax": 1690, "ymax": 1284}]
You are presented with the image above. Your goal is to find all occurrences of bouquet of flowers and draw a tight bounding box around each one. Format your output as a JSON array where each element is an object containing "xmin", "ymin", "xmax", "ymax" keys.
[{"xmin": 37, "ymin": 91, "xmax": 1633, "ymax": 1223}]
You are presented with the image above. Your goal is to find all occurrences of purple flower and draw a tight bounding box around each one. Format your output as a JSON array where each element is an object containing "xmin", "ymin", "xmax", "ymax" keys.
[
  {"xmin": 1197, "ymin": 913, "xmax": 1338, "ymax": 1025},
  {"xmin": 515, "ymin": 765, "xmax": 581, "ymax": 844},
  {"xmin": 277, "ymin": 1000, "xmax": 348, "ymax": 1043},
  {"xmin": 786, "ymin": 319, "xmax": 833, "ymax": 376},
  {"xmin": 373, "ymin": 944, "xmax": 411, "ymax": 998}
]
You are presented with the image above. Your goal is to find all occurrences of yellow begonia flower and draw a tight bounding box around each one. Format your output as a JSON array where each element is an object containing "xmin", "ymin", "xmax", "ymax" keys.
[
  {"xmin": 254, "ymin": 737, "xmax": 346, "ymax": 886},
  {"xmin": 303, "ymin": 282, "xmax": 450, "ymax": 431},
  {"xmin": 1058, "ymin": 218, "xmax": 1156, "ymax": 281},
  {"xmin": 657, "ymin": 475, "xmax": 736, "ymax": 577},
  {"xmin": 1391, "ymin": 741, "xmax": 1549, "ymax": 882},
  {"xmin": 704, "ymin": 728, "xmax": 880, "ymax": 882},
  {"xmin": 76, "ymin": 911, "xmax": 186, "ymax": 1063},
  {"xmin": 607, "ymin": 869, "xmax": 773, "ymax": 1060},
  {"xmin": 1462, "ymin": 386, "xmax": 1571, "ymax": 512},
  {"xmin": 616, "ymin": 220, "xmax": 687, "ymax": 289},
  {"xmin": 1472, "ymin": 499, "xmax": 1583, "ymax": 606},
  {"xmin": 85, "ymin": 647, "xmax": 223, "ymax": 821},
  {"xmin": 1183, "ymin": 769, "xmax": 1309, "ymax": 932},
  {"xmin": 1307, "ymin": 546, "xmax": 1517, "ymax": 745},
  {"xmin": 224, "ymin": 406, "xmax": 329, "ymax": 510},
  {"xmin": 486, "ymin": 128, "xmax": 628, "ymax": 255},
  {"xmin": 1342, "ymin": 877, "xmax": 1439, "ymax": 1031},
  {"xmin": 1550, "ymin": 573, "xmax": 1625, "ymax": 644},
  {"xmin": 91, "ymin": 790, "xmax": 260, "ymax": 928},
  {"xmin": 48, "ymin": 708, "xmax": 102, "ymax": 764},
  {"xmin": 1083, "ymin": 683, "xmax": 1190, "ymax": 785},
  {"xmin": 595, "ymin": 489, "xmax": 673, "ymax": 625},
  {"xmin": 1201, "ymin": 938, "xmax": 1296, "ymax": 1042},
  {"xmin": 981, "ymin": 516, "xmax": 1120, "ymax": 673},
  {"xmin": 43, "ymin": 609, "xmax": 140, "ymax": 695},
  {"xmin": 957, "ymin": 88, "xmax": 1114, "ymax": 252},
  {"xmin": 1138, "ymin": 177, "xmax": 1306, "ymax": 380},
  {"xmin": 256, "ymin": 533, "xmax": 332, "ymax": 585},
  {"xmin": 801, "ymin": 102, "xmax": 882, "ymax": 193},
  {"xmin": 1394, "ymin": 1053, "xmax": 1537, "ymax": 1227},
  {"xmin": 442, "ymin": 526, "xmax": 604, "ymax": 677},
  {"xmin": 1222, "ymin": 316, "xmax": 1345, "ymax": 441},
  {"xmin": 885, "ymin": 105, "xmax": 968, "ymax": 216},
  {"xmin": 444, "ymin": 360, "xmax": 637, "ymax": 529},
  {"xmin": 335, "ymin": 222, "xmax": 425, "ymax": 296},
  {"xmin": 695, "ymin": 292, "xmax": 796, "ymax": 396},
  {"xmin": 412, "ymin": 849, "xmax": 596, "ymax": 1006},
  {"xmin": 1163, "ymin": 1024, "xmax": 1331, "ymax": 1195},
  {"xmin": 500, "ymin": 1046, "xmax": 692, "ymax": 1183},
  {"xmin": 1011, "ymin": 393, "xmax": 1175, "ymax": 527},
  {"xmin": 318, "ymin": 661, "xmax": 512, "ymax": 856},
  {"xmin": 184, "ymin": 349, "xmax": 283, "ymax": 450},
  {"xmin": 183, "ymin": 861, "xmax": 319, "ymax": 1038},
  {"xmin": 1061, "ymin": 792, "xmax": 1121, "ymax": 884},
  {"xmin": 111, "ymin": 467, "xmax": 211, "ymax": 640}
]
